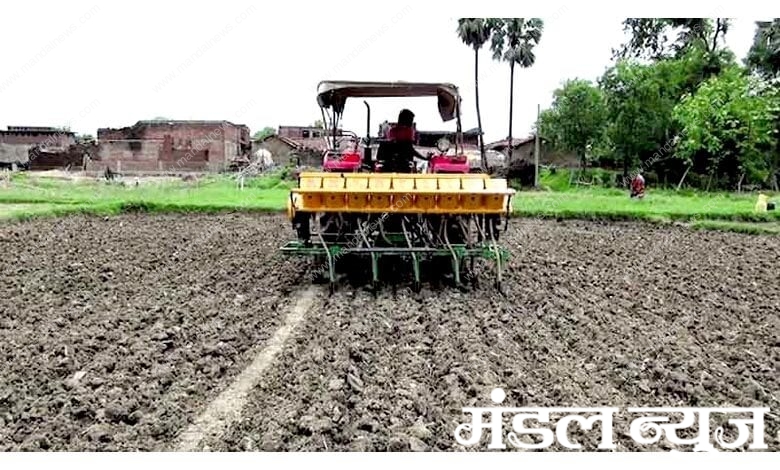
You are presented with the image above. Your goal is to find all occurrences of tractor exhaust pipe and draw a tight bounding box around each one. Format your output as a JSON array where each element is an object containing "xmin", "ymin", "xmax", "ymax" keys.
[{"xmin": 363, "ymin": 100, "xmax": 372, "ymax": 169}]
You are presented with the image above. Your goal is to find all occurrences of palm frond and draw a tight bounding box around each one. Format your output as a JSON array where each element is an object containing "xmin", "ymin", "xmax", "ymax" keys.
[{"xmin": 457, "ymin": 18, "xmax": 493, "ymax": 50}]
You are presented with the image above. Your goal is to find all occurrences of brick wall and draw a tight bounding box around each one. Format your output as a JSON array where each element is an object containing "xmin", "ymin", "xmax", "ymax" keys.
[
  {"xmin": 0, "ymin": 130, "xmax": 75, "ymax": 148},
  {"xmin": 29, "ymin": 145, "xmax": 91, "ymax": 171},
  {"xmin": 95, "ymin": 121, "xmax": 250, "ymax": 173}
]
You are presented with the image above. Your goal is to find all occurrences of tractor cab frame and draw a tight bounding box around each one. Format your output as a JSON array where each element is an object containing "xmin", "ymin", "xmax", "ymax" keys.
[{"xmin": 316, "ymin": 80, "xmax": 470, "ymax": 174}]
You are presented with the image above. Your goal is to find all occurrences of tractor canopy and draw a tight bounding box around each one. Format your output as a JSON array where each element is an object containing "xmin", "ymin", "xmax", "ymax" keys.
[{"xmin": 316, "ymin": 80, "xmax": 461, "ymax": 122}]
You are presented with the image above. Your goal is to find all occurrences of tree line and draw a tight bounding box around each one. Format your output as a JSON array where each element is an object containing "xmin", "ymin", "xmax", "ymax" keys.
[{"xmin": 457, "ymin": 18, "xmax": 780, "ymax": 191}]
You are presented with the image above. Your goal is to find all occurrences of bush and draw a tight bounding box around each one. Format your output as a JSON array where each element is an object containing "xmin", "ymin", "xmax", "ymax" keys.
[{"xmin": 539, "ymin": 167, "xmax": 572, "ymax": 191}]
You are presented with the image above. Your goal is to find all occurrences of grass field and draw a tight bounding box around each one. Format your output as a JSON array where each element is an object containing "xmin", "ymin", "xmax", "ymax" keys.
[
  {"xmin": 0, "ymin": 172, "xmax": 293, "ymax": 220},
  {"xmin": 0, "ymin": 170, "xmax": 778, "ymax": 234}
]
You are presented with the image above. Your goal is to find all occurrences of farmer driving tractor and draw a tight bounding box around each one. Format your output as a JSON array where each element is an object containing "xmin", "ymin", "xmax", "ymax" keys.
[{"xmin": 378, "ymin": 108, "xmax": 430, "ymax": 172}]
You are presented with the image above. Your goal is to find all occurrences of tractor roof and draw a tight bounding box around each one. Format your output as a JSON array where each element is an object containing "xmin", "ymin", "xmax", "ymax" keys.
[{"xmin": 316, "ymin": 80, "xmax": 461, "ymax": 122}]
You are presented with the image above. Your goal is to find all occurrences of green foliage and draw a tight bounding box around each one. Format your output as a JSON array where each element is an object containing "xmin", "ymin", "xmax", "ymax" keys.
[
  {"xmin": 252, "ymin": 127, "xmax": 276, "ymax": 140},
  {"xmin": 538, "ymin": 79, "xmax": 608, "ymax": 167},
  {"xmin": 614, "ymin": 18, "xmax": 730, "ymax": 61},
  {"xmin": 242, "ymin": 175, "xmax": 282, "ymax": 189},
  {"xmin": 489, "ymin": 18, "xmax": 544, "ymax": 68},
  {"xmin": 595, "ymin": 47, "xmax": 738, "ymax": 182},
  {"xmin": 538, "ymin": 167, "xmax": 571, "ymax": 191},
  {"xmin": 457, "ymin": 18, "xmax": 492, "ymax": 51},
  {"xmin": 577, "ymin": 168, "xmax": 621, "ymax": 188},
  {"xmin": 278, "ymin": 160, "xmax": 302, "ymax": 180},
  {"xmin": 673, "ymin": 66, "xmax": 779, "ymax": 187},
  {"xmin": 690, "ymin": 219, "xmax": 780, "ymax": 235},
  {"xmin": 599, "ymin": 60, "xmax": 675, "ymax": 176}
]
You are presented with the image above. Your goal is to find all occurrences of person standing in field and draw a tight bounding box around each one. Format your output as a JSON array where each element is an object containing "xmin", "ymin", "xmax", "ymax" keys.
[{"xmin": 630, "ymin": 171, "xmax": 646, "ymax": 199}]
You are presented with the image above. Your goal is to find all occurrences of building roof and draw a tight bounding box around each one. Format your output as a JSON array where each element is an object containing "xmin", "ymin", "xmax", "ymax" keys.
[
  {"xmin": 485, "ymin": 136, "xmax": 537, "ymax": 150},
  {"xmin": 2, "ymin": 126, "xmax": 74, "ymax": 135},
  {"xmin": 278, "ymin": 125, "xmax": 326, "ymax": 130},
  {"xmin": 135, "ymin": 119, "xmax": 248, "ymax": 128},
  {"xmin": 262, "ymin": 134, "xmax": 330, "ymax": 152},
  {"xmin": 97, "ymin": 120, "xmax": 250, "ymax": 138}
]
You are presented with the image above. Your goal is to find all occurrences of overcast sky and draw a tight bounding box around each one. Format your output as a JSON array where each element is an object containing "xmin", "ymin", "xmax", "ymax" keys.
[{"xmin": 0, "ymin": 1, "xmax": 772, "ymax": 144}]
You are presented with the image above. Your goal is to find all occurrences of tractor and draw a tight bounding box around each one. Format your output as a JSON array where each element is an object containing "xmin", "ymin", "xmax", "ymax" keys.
[{"xmin": 281, "ymin": 80, "xmax": 515, "ymax": 293}]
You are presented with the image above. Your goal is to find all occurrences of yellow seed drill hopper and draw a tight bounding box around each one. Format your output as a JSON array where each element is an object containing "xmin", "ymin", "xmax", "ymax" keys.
[{"xmin": 281, "ymin": 80, "xmax": 515, "ymax": 293}]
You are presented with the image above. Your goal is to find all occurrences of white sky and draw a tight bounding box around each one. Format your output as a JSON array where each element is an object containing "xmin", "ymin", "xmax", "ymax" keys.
[{"xmin": 0, "ymin": 1, "xmax": 774, "ymax": 144}]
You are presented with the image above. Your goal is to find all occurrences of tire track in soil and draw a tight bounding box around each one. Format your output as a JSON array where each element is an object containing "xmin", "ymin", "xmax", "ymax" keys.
[
  {"xmin": 174, "ymin": 285, "xmax": 322, "ymax": 451},
  {"xmin": 208, "ymin": 219, "xmax": 779, "ymax": 451}
]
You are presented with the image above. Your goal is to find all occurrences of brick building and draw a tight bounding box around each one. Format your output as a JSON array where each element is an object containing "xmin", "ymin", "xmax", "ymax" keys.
[
  {"xmin": 255, "ymin": 125, "xmax": 339, "ymax": 167},
  {"xmin": 277, "ymin": 125, "xmax": 330, "ymax": 139},
  {"xmin": 93, "ymin": 120, "xmax": 251, "ymax": 173},
  {"xmin": 0, "ymin": 126, "xmax": 77, "ymax": 169}
]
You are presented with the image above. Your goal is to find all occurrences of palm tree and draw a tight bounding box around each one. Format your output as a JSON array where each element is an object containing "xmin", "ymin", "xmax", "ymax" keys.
[
  {"xmin": 457, "ymin": 18, "xmax": 493, "ymax": 171},
  {"xmin": 489, "ymin": 18, "xmax": 544, "ymax": 162}
]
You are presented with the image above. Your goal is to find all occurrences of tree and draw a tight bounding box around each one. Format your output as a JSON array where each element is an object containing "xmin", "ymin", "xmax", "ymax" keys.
[
  {"xmin": 613, "ymin": 18, "xmax": 730, "ymax": 61},
  {"xmin": 252, "ymin": 127, "xmax": 276, "ymax": 140},
  {"xmin": 595, "ymin": 48, "xmax": 736, "ymax": 184},
  {"xmin": 599, "ymin": 61, "xmax": 677, "ymax": 180},
  {"xmin": 312, "ymin": 120, "xmax": 324, "ymax": 129},
  {"xmin": 489, "ymin": 18, "xmax": 544, "ymax": 161},
  {"xmin": 457, "ymin": 18, "xmax": 493, "ymax": 171},
  {"xmin": 673, "ymin": 66, "xmax": 778, "ymax": 189},
  {"xmin": 746, "ymin": 20, "xmax": 780, "ymax": 191},
  {"xmin": 613, "ymin": 18, "xmax": 670, "ymax": 61},
  {"xmin": 746, "ymin": 19, "xmax": 780, "ymax": 79},
  {"xmin": 538, "ymin": 79, "xmax": 608, "ymax": 170}
]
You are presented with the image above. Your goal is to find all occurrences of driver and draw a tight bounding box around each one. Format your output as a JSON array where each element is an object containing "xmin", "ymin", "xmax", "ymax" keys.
[{"xmin": 387, "ymin": 109, "xmax": 429, "ymax": 161}]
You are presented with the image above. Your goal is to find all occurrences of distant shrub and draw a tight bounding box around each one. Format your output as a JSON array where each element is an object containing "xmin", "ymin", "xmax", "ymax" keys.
[{"xmin": 539, "ymin": 167, "xmax": 571, "ymax": 191}]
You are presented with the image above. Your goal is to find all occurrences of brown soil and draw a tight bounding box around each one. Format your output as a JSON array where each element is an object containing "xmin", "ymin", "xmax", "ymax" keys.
[
  {"xmin": 0, "ymin": 213, "xmax": 307, "ymax": 450},
  {"xmin": 209, "ymin": 218, "xmax": 780, "ymax": 451},
  {"xmin": 1, "ymin": 214, "xmax": 778, "ymax": 451}
]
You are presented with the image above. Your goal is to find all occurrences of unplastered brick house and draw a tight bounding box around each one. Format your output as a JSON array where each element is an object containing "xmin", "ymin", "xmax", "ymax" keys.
[
  {"xmin": 0, "ymin": 126, "xmax": 77, "ymax": 169},
  {"xmin": 256, "ymin": 125, "xmax": 335, "ymax": 167},
  {"xmin": 94, "ymin": 120, "xmax": 251, "ymax": 173}
]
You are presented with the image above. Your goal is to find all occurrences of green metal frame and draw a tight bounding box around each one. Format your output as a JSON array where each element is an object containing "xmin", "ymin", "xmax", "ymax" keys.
[{"xmin": 280, "ymin": 240, "xmax": 510, "ymax": 290}]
